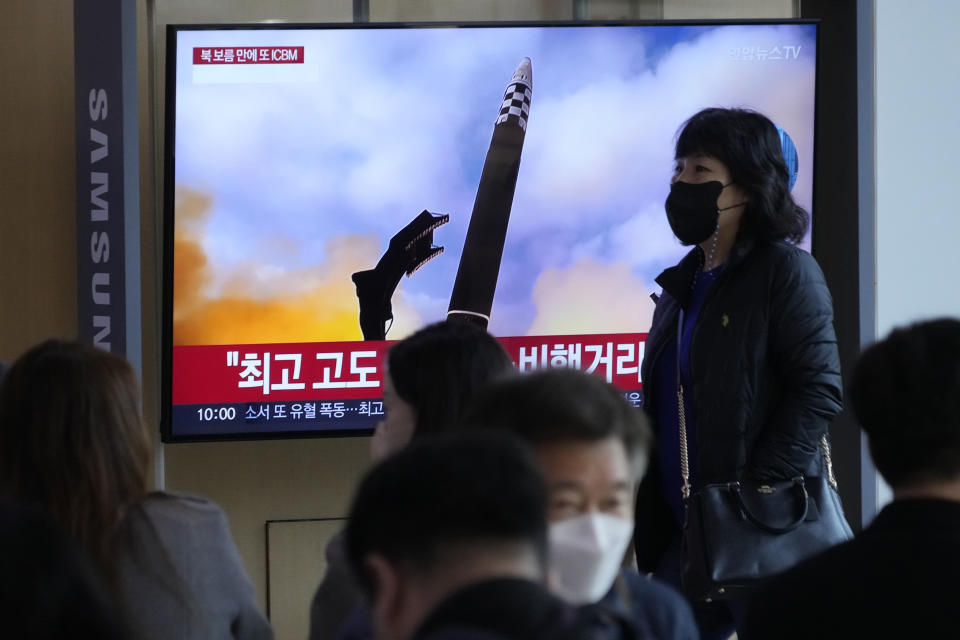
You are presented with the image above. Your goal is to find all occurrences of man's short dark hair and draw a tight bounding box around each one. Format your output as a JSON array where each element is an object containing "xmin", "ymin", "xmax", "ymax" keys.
[
  {"xmin": 387, "ymin": 320, "xmax": 515, "ymax": 438},
  {"xmin": 850, "ymin": 318, "xmax": 960, "ymax": 487},
  {"xmin": 344, "ymin": 432, "xmax": 548, "ymax": 596},
  {"xmin": 460, "ymin": 368, "xmax": 653, "ymax": 478}
]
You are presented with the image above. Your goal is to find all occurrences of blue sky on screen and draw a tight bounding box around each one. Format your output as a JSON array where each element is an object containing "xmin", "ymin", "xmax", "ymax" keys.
[{"xmin": 174, "ymin": 23, "xmax": 816, "ymax": 338}]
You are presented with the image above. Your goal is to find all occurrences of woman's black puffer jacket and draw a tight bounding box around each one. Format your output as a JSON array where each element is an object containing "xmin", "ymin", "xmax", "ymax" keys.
[{"xmin": 634, "ymin": 237, "xmax": 843, "ymax": 572}]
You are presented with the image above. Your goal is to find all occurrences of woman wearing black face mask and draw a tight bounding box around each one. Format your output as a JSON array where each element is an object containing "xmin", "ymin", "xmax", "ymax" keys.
[{"xmin": 633, "ymin": 108, "xmax": 845, "ymax": 640}]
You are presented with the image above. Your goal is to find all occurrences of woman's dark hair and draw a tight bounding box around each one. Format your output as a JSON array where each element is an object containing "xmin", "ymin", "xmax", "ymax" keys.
[
  {"xmin": 386, "ymin": 320, "xmax": 515, "ymax": 437},
  {"xmin": 0, "ymin": 501, "xmax": 125, "ymax": 639},
  {"xmin": 0, "ymin": 340, "xmax": 151, "ymax": 581},
  {"xmin": 676, "ymin": 107, "xmax": 809, "ymax": 244}
]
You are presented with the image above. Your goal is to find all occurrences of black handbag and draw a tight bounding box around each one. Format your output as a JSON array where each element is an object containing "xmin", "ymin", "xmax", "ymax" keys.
[
  {"xmin": 673, "ymin": 310, "xmax": 853, "ymax": 602},
  {"xmin": 679, "ymin": 470, "xmax": 853, "ymax": 601}
]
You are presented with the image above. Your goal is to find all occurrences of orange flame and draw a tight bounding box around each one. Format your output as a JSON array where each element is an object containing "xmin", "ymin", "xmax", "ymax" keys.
[{"xmin": 172, "ymin": 186, "xmax": 423, "ymax": 345}]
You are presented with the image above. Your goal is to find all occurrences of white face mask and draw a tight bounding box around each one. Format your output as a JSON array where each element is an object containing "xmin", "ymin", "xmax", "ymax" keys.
[{"xmin": 547, "ymin": 512, "xmax": 635, "ymax": 605}]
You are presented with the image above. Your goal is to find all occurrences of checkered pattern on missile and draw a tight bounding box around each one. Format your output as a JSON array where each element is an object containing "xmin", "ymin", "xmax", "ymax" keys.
[{"xmin": 496, "ymin": 82, "xmax": 532, "ymax": 131}]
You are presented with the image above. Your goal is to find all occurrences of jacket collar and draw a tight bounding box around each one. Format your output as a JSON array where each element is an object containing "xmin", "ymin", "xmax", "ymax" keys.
[
  {"xmin": 414, "ymin": 578, "xmax": 574, "ymax": 639},
  {"xmin": 654, "ymin": 235, "xmax": 757, "ymax": 309}
]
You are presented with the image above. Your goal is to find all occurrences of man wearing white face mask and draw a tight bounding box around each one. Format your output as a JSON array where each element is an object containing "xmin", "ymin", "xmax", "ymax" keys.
[
  {"xmin": 343, "ymin": 432, "xmax": 597, "ymax": 640},
  {"xmin": 462, "ymin": 368, "xmax": 699, "ymax": 640}
]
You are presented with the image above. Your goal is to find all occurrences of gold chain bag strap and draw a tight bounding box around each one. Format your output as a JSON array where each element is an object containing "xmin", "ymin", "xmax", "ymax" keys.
[{"xmin": 675, "ymin": 308, "xmax": 853, "ymax": 602}]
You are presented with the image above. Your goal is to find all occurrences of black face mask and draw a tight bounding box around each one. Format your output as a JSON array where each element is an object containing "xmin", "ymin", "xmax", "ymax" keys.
[{"xmin": 664, "ymin": 180, "xmax": 739, "ymax": 246}]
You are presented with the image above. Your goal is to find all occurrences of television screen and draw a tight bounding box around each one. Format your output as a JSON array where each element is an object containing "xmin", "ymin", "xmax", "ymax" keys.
[{"xmin": 162, "ymin": 21, "xmax": 817, "ymax": 441}]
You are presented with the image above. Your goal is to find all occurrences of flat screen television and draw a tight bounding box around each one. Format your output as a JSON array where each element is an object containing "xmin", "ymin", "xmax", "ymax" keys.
[{"xmin": 161, "ymin": 20, "xmax": 818, "ymax": 441}]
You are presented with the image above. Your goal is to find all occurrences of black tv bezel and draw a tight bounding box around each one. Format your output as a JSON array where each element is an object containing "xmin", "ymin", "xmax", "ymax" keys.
[{"xmin": 159, "ymin": 18, "xmax": 821, "ymax": 443}]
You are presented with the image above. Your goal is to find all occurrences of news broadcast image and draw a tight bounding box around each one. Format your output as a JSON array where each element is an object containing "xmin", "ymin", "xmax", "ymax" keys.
[{"xmin": 167, "ymin": 23, "xmax": 817, "ymax": 438}]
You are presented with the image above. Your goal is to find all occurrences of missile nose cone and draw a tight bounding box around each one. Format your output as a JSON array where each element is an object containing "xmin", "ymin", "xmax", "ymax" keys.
[
  {"xmin": 512, "ymin": 57, "xmax": 532, "ymax": 91},
  {"xmin": 496, "ymin": 57, "xmax": 533, "ymax": 129}
]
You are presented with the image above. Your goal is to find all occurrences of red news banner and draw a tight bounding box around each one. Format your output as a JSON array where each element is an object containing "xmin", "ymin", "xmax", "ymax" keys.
[
  {"xmin": 171, "ymin": 333, "xmax": 648, "ymax": 406},
  {"xmin": 192, "ymin": 46, "xmax": 304, "ymax": 64}
]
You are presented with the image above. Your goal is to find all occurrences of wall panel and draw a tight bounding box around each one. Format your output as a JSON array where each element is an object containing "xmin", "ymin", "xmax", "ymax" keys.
[{"xmin": 0, "ymin": 0, "xmax": 77, "ymax": 362}]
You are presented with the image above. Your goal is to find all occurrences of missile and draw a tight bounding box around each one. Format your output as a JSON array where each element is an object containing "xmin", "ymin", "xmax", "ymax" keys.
[{"xmin": 447, "ymin": 58, "xmax": 532, "ymax": 329}]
